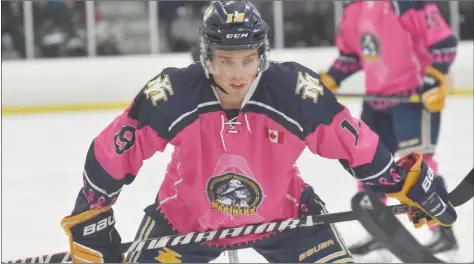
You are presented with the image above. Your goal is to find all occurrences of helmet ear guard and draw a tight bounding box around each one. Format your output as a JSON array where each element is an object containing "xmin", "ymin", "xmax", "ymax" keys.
[
  {"xmin": 199, "ymin": 41, "xmax": 213, "ymax": 79},
  {"xmin": 259, "ymin": 38, "xmax": 270, "ymax": 72}
]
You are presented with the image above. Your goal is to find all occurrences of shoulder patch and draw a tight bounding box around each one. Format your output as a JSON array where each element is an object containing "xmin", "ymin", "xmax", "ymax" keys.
[
  {"xmin": 144, "ymin": 73, "xmax": 175, "ymax": 106},
  {"xmin": 295, "ymin": 71, "xmax": 325, "ymax": 104}
]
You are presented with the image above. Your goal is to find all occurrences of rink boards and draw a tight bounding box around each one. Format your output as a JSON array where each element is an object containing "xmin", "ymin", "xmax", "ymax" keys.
[{"xmin": 2, "ymin": 41, "xmax": 473, "ymax": 115}]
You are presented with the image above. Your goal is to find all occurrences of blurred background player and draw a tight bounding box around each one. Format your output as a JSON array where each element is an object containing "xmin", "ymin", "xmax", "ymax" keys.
[
  {"xmin": 319, "ymin": 0, "xmax": 459, "ymax": 260},
  {"xmin": 59, "ymin": 0, "xmax": 457, "ymax": 263}
]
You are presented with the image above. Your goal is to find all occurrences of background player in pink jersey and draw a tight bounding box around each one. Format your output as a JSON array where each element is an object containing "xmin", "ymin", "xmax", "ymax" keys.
[
  {"xmin": 60, "ymin": 1, "xmax": 457, "ymax": 262},
  {"xmin": 319, "ymin": 0, "xmax": 459, "ymax": 259}
]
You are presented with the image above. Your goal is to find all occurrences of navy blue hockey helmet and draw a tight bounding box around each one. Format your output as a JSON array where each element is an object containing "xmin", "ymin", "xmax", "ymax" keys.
[{"xmin": 199, "ymin": 0, "xmax": 270, "ymax": 76}]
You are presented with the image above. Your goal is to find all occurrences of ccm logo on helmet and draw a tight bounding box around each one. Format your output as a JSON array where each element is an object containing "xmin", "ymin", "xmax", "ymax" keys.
[{"xmin": 226, "ymin": 33, "xmax": 249, "ymax": 39}]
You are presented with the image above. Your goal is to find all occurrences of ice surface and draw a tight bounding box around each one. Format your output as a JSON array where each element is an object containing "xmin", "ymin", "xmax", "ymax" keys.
[{"xmin": 2, "ymin": 98, "xmax": 472, "ymax": 262}]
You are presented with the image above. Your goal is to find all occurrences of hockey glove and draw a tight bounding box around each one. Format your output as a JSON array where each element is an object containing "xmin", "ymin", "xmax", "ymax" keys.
[
  {"xmin": 61, "ymin": 206, "xmax": 124, "ymax": 263},
  {"xmin": 319, "ymin": 72, "xmax": 338, "ymax": 92},
  {"xmin": 407, "ymin": 207, "xmax": 440, "ymax": 229},
  {"xmin": 421, "ymin": 67, "xmax": 447, "ymax": 112},
  {"xmin": 386, "ymin": 153, "xmax": 457, "ymax": 228}
]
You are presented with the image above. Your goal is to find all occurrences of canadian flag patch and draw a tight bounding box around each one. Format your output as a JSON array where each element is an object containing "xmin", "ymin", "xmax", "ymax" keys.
[{"xmin": 264, "ymin": 127, "xmax": 284, "ymax": 144}]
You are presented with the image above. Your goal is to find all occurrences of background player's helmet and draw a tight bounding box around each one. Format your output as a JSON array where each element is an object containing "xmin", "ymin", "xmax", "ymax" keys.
[{"xmin": 199, "ymin": 0, "xmax": 270, "ymax": 77}]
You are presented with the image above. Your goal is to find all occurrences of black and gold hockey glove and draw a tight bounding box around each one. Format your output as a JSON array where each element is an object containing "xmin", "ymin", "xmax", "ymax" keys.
[
  {"xmin": 387, "ymin": 153, "xmax": 457, "ymax": 228},
  {"xmin": 61, "ymin": 206, "xmax": 124, "ymax": 263}
]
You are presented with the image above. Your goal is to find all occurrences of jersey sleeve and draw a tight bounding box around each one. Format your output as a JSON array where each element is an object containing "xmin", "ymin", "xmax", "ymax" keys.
[
  {"xmin": 397, "ymin": 1, "xmax": 457, "ymax": 73},
  {"xmin": 71, "ymin": 74, "xmax": 170, "ymax": 215},
  {"xmin": 296, "ymin": 65, "xmax": 401, "ymax": 192},
  {"xmin": 327, "ymin": 4, "xmax": 362, "ymax": 85}
]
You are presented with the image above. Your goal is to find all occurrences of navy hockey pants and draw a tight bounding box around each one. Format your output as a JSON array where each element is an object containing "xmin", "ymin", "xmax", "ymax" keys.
[
  {"xmin": 360, "ymin": 101, "xmax": 441, "ymax": 157},
  {"xmin": 125, "ymin": 185, "xmax": 353, "ymax": 263}
]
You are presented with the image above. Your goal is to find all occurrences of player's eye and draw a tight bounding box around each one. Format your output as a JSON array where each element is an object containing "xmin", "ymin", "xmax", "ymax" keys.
[{"xmin": 243, "ymin": 57, "xmax": 257, "ymax": 65}]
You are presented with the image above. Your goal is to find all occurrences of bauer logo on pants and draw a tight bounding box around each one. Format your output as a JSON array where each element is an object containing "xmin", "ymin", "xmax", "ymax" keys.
[{"xmin": 206, "ymin": 172, "xmax": 263, "ymax": 215}]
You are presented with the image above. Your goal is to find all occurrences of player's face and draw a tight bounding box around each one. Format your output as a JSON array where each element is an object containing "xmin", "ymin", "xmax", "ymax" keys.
[{"xmin": 211, "ymin": 48, "xmax": 260, "ymax": 97}]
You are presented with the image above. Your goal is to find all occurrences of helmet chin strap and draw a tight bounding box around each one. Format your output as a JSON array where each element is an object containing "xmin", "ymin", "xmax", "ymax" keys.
[
  {"xmin": 209, "ymin": 75, "xmax": 229, "ymax": 95},
  {"xmin": 202, "ymin": 58, "xmax": 229, "ymax": 95}
]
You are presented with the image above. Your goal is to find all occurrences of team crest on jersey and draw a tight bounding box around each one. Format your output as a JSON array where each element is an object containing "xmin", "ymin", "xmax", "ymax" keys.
[
  {"xmin": 206, "ymin": 172, "xmax": 263, "ymax": 215},
  {"xmin": 360, "ymin": 33, "xmax": 381, "ymax": 61}
]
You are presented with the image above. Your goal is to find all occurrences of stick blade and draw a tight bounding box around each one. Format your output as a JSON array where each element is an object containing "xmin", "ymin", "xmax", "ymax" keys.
[
  {"xmin": 351, "ymin": 192, "xmax": 443, "ymax": 263},
  {"xmin": 448, "ymin": 168, "xmax": 474, "ymax": 207}
]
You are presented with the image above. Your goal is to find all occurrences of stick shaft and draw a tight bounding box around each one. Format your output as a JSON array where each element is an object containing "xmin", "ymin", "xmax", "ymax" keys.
[
  {"xmin": 335, "ymin": 93, "xmax": 421, "ymax": 103},
  {"xmin": 2, "ymin": 204, "xmax": 412, "ymax": 263}
]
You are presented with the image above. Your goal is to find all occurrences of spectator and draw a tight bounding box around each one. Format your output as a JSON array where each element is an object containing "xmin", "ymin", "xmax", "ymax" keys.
[
  {"xmin": 95, "ymin": 17, "xmax": 123, "ymax": 56},
  {"xmin": 33, "ymin": 0, "xmax": 80, "ymax": 57},
  {"xmin": 283, "ymin": 1, "xmax": 334, "ymax": 48},
  {"xmin": 3, "ymin": 1, "xmax": 470, "ymax": 59},
  {"xmin": 460, "ymin": 1, "xmax": 474, "ymax": 40},
  {"xmin": 2, "ymin": 33, "xmax": 22, "ymax": 60},
  {"xmin": 1, "ymin": 0, "xmax": 123, "ymax": 59},
  {"xmin": 2, "ymin": 1, "xmax": 26, "ymax": 58},
  {"xmin": 74, "ymin": 1, "xmax": 123, "ymax": 56},
  {"xmin": 158, "ymin": 1, "xmax": 207, "ymax": 53},
  {"xmin": 169, "ymin": 4, "xmax": 202, "ymax": 52}
]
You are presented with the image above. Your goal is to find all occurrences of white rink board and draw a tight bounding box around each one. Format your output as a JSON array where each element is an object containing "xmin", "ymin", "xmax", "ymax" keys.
[
  {"xmin": 2, "ymin": 98, "xmax": 473, "ymax": 263},
  {"xmin": 2, "ymin": 41, "xmax": 473, "ymax": 108}
]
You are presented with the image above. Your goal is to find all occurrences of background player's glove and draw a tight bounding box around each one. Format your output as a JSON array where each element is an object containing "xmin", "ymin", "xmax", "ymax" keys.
[
  {"xmin": 61, "ymin": 206, "xmax": 124, "ymax": 263},
  {"xmin": 421, "ymin": 67, "xmax": 447, "ymax": 112},
  {"xmin": 386, "ymin": 153, "xmax": 457, "ymax": 228},
  {"xmin": 319, "ymin": 72, "xmax": 338, "ymax": 92}
]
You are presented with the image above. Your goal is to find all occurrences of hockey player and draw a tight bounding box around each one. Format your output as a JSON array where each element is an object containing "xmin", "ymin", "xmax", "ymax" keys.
[
  {"xmin": 61, "ymin": 1, "xmax": 457, "ymax": 263},
  {"xmin": 318, "ymin": 0, "xmax": 459, "ymax": 258}
]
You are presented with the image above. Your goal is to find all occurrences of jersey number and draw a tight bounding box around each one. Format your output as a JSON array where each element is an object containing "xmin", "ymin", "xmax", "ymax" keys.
[
  {"xmin": 341, "ymin": 119, "xmax": 361, "ymax": 147},
  {"xmin": 114, "ymin": 125, "xmax": 136, "ymax": 155}
]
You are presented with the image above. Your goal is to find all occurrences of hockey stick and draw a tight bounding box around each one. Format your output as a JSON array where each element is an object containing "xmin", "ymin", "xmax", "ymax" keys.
[
  {"xmin": 352, "ymin": 192, "xmax": 444, "ymax": 263},
  {"xmin": 352, "ymin": 168, "xmax": 474, "ymax": 263},
  {"xmin": 5, "ymin": 169, "xmax": 472, "ymax": 263},
  {"xmin": 335, "ymin": 92, "xmax": 421, "ymax": 103}
]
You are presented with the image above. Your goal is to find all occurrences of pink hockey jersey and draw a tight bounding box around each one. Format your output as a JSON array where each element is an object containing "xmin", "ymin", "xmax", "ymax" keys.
[
  {"xmin": 71, "ymin": 62, "xmax": 399, "ymax": 247},
  {"xmin": 328, "ymin": 0, "xmax": 457, "ymax": 96}
]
